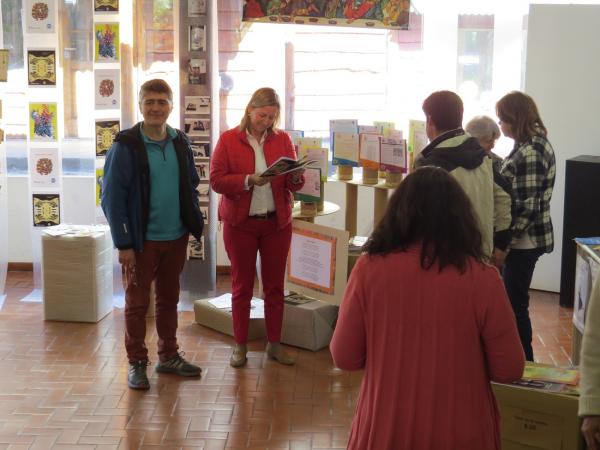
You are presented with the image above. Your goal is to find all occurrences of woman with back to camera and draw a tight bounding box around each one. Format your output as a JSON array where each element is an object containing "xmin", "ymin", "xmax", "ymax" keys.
[
  {"xmin": 496, "ymin": 91, "xmax": 556, "ymax": 361},
  {"xmin": 210, "ymin": 87, "xmax": 304, "ymax": 368},
  {"xmin": 330, "ymin": 166, "xmax": 525, "ymax": 450}
]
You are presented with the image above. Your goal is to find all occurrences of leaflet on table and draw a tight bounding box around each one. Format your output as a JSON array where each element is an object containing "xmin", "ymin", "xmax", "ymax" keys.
[
  {"xmin": 207, "ymin": 293, "xmax": 265, "ymax": 319},
  {"xmin": 298, "ymin": 147, "xmax": 328, "ymax": 181},
  {"xmin": 359, "ymin": 133, "xmax": 381, "ymax": 170},
  {"xmin": 285, "ymin": 129, "xmax": 304, "ymax": 147},
  {"xmin": 294, "ymin": 167, "xmax": 321, "ymax": 203},
  {"xmin": 260, "ymin": 154, "xmax": 317, "ymax": 177},
  {"xmin": 332, "ymin": 132, "xmax": 359, "ymax": 166},
  {"xmin": 380, "ymin": 137, "xmax": 407, "ymax": 173},
  {"xmin": 373, "ymin": 121, "xmax": 395, "ymax": 137},
  {"xmin": 330, "ymin": 119, "xmax": 358, "ymax": 165},
  {"xmin": 408, "ymin": 120, "xmax": 427, "ymax": 156}
]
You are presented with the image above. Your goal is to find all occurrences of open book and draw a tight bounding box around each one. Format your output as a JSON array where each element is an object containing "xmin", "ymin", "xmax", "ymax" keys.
[{"xmin": 260, "ymin": 155, "xmax": 317, "ymax": 177}]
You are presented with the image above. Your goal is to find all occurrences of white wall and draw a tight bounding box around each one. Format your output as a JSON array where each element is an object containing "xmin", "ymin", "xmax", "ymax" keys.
[{"xmin": 525, "ymin": 4, "xmax": 600, "ymax": 292}]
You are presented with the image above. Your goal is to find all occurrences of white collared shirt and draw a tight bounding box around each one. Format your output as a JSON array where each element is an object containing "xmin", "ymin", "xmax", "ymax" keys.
[{"xmin": 246, "ymin": 131, "xmax": 276, "ymax": 215}]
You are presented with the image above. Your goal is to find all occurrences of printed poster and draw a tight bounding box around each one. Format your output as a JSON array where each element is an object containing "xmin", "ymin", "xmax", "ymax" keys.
[
  {"xmin": 30, "ymin": 148, "xmax": 60, "ymax": 188},
  {"xmin": 242, "ymin": 0, "xmax": 409, "ymax": 30},
  {"xmin": 196, "ymin": 183, "xmax": 209, "ymax": 202},
  {"xmin": 96, "ymin": 167, "xmax": 104, "ymax": 206},
  {"xmin": 29, "ymin": 103, "xmax": 58, "ymax": 142},
  {"xmin": 184, "ymin": 96, "xmax": 210, "ymax": 115},
  {"xmin": 189, "ymin": 24, "xmax": 206, "ymax": 52},
  {"xmin": 94, "ymin": 69, "xmax": 120, "ymax": 109},
  {"xmin": 0, "ymin": 50, "xmax": 8, "ymax": 82},
  {"xmin": 94, "ymin": 0, "xmax": 118, "ymax": 12},
  {"xmin": 32, "ymin": 193, "xmax": 60, "ymax": 227},
  {"xmin": 287, "ymin": 227, "xmax": 336, "ymax": 294},
  {"xmin": 190, "ymin": 141, "xmax": 209, "ymax": 158},
  {"xmin": 194, "ymin": 158, "xmax": 210, "ymax": 180},
  {"xmin": 187, "ymin": 235, "xmax": 205, "ymax": 260},
  {"xmin": 95, "ymin": 23, "xmax": 120, "ymax": 62},
  {"xmin": 95, "ymin": 120, "xmax": 120, "ymax": 156},
  {"xmin": 187, "ymin": 59, "xmax": 206, "ymax": 85},
  {"xmin": 25, "ymin": 0, "xmax": 56, "ymax": 33},
  {"xmin": 200, "ymin": 205, "xmax": 209, "ymax": 224},
  {"xmin": 27, "ymin": 50, "xmax": 56, "ymax": 86},
  {"xmin": 185, "ymin": 118, "xmax": 210, "ymax": 137},
  {"xmin": 188, "ymin": 0, "xmax": 206, "ymax": 16}
]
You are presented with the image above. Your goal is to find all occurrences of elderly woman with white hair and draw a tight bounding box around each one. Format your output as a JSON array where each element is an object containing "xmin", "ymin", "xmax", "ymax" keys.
[{"xmin": 465, "ymin": 115, "xmax": 503, "ymax": 172}]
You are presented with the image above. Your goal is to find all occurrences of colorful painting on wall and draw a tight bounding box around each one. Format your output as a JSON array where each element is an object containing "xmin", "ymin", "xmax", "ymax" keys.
[
  {"xmin": 29, "ymin": 103, "xmax": 58, "ymax": 142},
  {"xmin": 242, "ymin": 0, "xmax": 410, "ymax": 30},
  {"xmin": 95, "ymin": 23, "xmax": 120, "ymax": 62},
  {"xmin": 27, "ymin": 50, "xmax": 56, "ymax": 86},
  {"xmin": 32, "ymin": 193, "xmax": 60, "ymax": 227}
]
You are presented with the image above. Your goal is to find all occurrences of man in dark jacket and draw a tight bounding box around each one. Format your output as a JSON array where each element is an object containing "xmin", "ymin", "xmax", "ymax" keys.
[
  {"xmin": 415, "ymin": 90, "xmax": 513, "ymax": 268},
  {"xmin": 101, "ymin": 79, "xmax": 204, "ymax": 390}
]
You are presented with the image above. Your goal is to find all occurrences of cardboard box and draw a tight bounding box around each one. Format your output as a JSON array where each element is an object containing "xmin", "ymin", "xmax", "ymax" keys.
[
  {"xmin": 193, "ymin": 298, "xmax": 266, "ymax": 341},
  {"xmin": 42, "ymin": 225, "xmax": 113, "ymax": 323},
  {"xmin": 281, "ymin": 298, "xmax": 338, "ymax": 351},
  {"xmin": 492, "ymin": 383, "xmax": 584, "ymax": 450}
]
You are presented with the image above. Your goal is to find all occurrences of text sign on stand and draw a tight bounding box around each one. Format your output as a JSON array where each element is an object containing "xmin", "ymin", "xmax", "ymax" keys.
[{"xmin": 285, "ymin": 220, "xmax": 349, "ymax": 306}]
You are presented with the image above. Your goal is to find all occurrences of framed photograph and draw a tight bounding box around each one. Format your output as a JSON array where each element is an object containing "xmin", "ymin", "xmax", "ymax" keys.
[
  {"xmin": 29, "ymin": 103, "xmax": 58, "ymax": 142},
  {"xmin": 95, "ymin": 119, "xmax": 120, "ymax": 156},
  {"xmin": 189, "ymin": 24, "xmax": 206, "ymax": 52},
  {"xmin": 32, "ymin": 193, "xmax": 60, "ymax": 227},
  {"xmin": 184, "ymin": 96, "xmax": 210, "ymax": 115},
  {"xmin": 94, "ymin": 0, "xmax": 118, "ymax": 12},
  {"xmin": 25, "ymin": 0, "xmax": 56, "ymax": 33},
  {"xmin": 196, "ymin": 183, "xmax": 209, "ymax": 201},
  {"xmin": 191, "ymin": 141, "xmax": 209, "ymax": 158},
  {"xmin": 95, "ymin": 22, "xmax": 120, "ymax": 62},
  {"xmin": 27, "ymin": 50, "xmax": 56, "ymax": 86},
  {"xmin": 187, "ymin": 235, "xmax": 205, "ymax": 260},
  {"xmin": 188, "ymin": 0, "xmax": 206, "ymax": 16},
  {"xmin": 184, "ymin": 118, "xmax": 210, "ymax": 137},
  {"xmin": 94, "ymin": 69, "xmax": 120, "ymax": 109},
  {"xmin": 187, "ymin": 58, "xmax": 206, "ymax": 85},
  {"xmin": 194, "ymin": 159, "xmax": 210, "ymax": 181},
  {"xmin": 30, "ymin": 148, "xmax": 60, "ymax": 188}
]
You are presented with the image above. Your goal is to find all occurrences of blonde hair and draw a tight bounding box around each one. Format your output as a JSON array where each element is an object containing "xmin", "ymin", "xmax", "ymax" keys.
[{"xmin": 239, "ymin": 87, "xmax": 281, "ymax": 132}]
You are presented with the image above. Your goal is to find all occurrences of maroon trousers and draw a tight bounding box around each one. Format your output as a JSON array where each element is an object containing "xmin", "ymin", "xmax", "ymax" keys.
[
  {"xmin": 224, "ymin": 217, "xmax": 292, "ymax": 344},
  {"xmin": 124, "ymin": 233, "xmax": 188, "ymax": 363}
]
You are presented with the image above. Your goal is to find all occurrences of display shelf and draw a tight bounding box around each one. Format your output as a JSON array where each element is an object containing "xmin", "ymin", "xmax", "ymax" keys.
[
  {"xmin": 329, "ymin": 175, "xmax": 394, "ymax": 237},
  {"xmin": 292, "ymin": 200, "xmax": 340, "ymax": 223}
]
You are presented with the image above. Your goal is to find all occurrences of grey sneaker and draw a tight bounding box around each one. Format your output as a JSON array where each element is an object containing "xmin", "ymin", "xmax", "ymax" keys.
[
  {"xmin": 156, "ymin": 352, "xmax": 201, "ymax": 377},
  {"xmin": 128, "ymin": 361, "xmax": 150, "ymax": 390},
  {"xmin": 266, "ymin": 342, "xmax": 295, "ymax": 365},
  {"xmin": 229, "ymin": 344, "xmax": 248, "ymax": 368}
]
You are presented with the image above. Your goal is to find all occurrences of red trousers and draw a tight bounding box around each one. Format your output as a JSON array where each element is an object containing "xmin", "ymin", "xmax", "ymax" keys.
[
  {"xmin": 224, "ymin": 217, "xmax": 292, "ymax": 344},
  {"xmin": 124, "ymin": 233, "xmax": 188, "ymax": 363}
]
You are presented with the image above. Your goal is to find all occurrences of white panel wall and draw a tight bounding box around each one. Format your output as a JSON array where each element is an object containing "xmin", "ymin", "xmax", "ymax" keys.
[{"xmin": 525, "ymin": 4, "xmax": 600, "ymax": 292}]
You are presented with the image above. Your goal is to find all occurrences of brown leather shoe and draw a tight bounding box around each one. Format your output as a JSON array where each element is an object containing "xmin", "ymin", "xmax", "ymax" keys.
[
  {"xmin": 266, "ymin": 342, "xmax": 295, "ymax": 365},
  {"xmin": 229, "ymin": 344, "xmax": 247, "ymax": 368}
]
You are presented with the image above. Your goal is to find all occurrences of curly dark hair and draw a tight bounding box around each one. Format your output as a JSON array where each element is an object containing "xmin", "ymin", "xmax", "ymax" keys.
[{"xmin": 364, "ymin": 166, "xmax": 484, "ymax": 272}]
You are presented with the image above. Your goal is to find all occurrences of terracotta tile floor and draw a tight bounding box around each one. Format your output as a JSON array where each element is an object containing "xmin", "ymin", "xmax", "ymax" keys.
[{"xmin": 0, "ymin": 271, "xmax": 573, "ymax": 449}]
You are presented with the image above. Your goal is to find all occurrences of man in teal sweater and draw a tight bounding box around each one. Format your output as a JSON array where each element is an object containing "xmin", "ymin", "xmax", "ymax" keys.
[{"xmin": 102, "ymin": 79, "xmax": 204, "ymax": 390}]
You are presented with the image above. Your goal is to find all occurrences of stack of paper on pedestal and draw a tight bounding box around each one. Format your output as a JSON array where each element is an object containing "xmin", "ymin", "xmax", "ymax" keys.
[
  {"xmin": 42, "ymin": 225, "xmax": 113, "ymax": 322},
  {"xmin": 193, "ymin": 293, "xmax": 266, "ymax": 340}
]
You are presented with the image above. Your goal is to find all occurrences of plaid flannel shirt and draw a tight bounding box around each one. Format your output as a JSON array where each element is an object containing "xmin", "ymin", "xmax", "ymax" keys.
[{"xmin": 500, "ymin": 134, "xmax": 556, "ymax": 253}]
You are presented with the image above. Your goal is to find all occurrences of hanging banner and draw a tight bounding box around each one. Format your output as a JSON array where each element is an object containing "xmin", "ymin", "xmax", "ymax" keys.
[{"xmin": 242, "ymin": 0, "xmax": 410, "ymax": 30}]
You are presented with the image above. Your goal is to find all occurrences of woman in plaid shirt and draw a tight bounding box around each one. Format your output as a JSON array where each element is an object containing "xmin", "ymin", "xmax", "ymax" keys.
[{"xmin": 497, "ymin": 91, "xmax": 556, "ymax": 361}]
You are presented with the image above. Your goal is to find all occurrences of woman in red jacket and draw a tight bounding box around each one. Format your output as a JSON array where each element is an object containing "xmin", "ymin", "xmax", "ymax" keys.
[
  {"xmin": 210, "ymin": 87, "xmax": 304, "ymax": 367},
  {"xmin": 331, "ymin": 166, "xmax": 525, "ymax": 450}
]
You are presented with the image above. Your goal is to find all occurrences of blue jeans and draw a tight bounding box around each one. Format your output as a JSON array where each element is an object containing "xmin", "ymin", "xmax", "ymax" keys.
[{"xmin": 503, "ymin": 248, "xmax": 545, "ymax": 361}]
